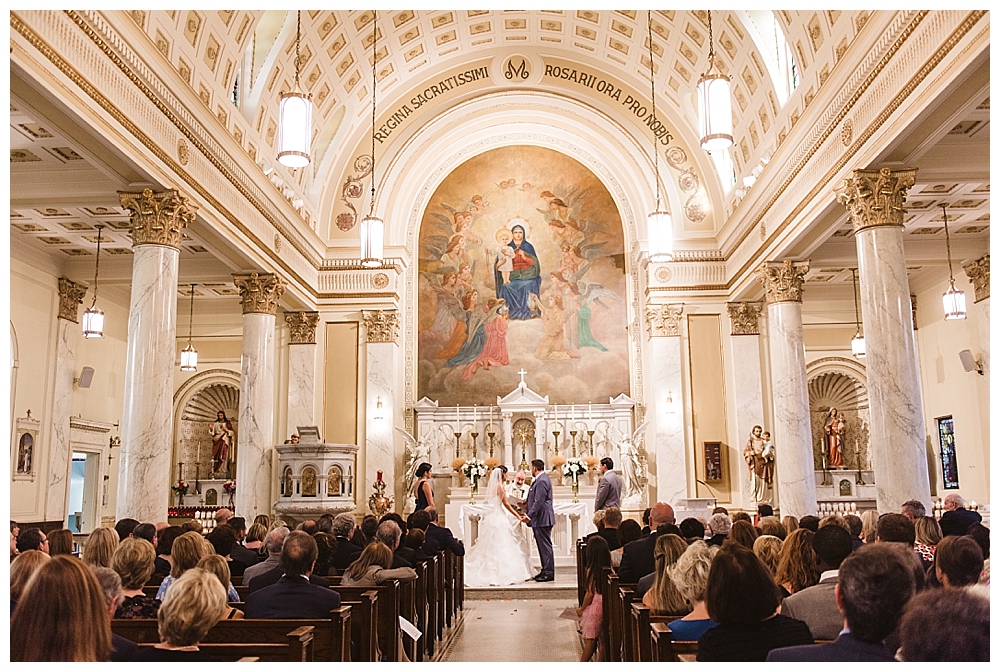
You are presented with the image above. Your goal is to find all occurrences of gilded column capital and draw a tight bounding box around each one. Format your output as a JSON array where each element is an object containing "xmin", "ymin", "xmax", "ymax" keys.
[
  {"xmin": 963, "ymin": 254, "xmax": 990, "ymax": 303},
  {"xmin": 835, "ymin": 167, "xmax": 917, "ymax": 233},
  {"xmin": 362, "ymin": 310, "xmax": 400, "ymax": 344},
  {"xmin": 233, "ymin": 272, "xmax": 285, "ymax": 315},
  {"xmin": 57, "ymin": 277, "xmax": 88, "ymax": 323},
  {"xmin": 757, "ymin": 260, "xmax": 810, "ymax": 304},
  {"xmin": 727, "ymin": 302, "xmax": 762, "ymax": 335},
  {"xmin": 645, "ymin": 304, "xmax": 683, "ymax": 338},
  {"xmin": 284, "ymin": 311, "xmax": 320, "ymax": 344},
  {"xmin": 117, "ymin": 188, "xmax": 198, "ymax": 249}
]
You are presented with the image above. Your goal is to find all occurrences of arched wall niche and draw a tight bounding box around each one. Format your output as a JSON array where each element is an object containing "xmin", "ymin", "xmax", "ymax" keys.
[
  {"xmin": 806, "ymin": 357, "xmax": 870, "ymax": 471},
  {"xmin": 172, "ymin": 369, "xmax": 241, "ymax": 482}
]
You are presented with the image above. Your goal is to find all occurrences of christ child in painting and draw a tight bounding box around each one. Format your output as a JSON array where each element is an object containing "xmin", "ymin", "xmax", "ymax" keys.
[{"xmin": 494, "ymin": 228, "xmax": 515, "ymax": 285}]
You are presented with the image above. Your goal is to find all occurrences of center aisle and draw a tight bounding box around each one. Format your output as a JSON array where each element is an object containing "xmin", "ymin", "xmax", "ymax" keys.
[{"xmin": 440, "ymin": 598, "xmax": 583, "ymax": 662}]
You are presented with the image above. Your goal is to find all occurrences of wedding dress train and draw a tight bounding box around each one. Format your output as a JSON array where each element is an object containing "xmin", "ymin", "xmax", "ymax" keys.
[{"xmin": 463, "ymin": 469, "xmax": 537, "ymax": 587}]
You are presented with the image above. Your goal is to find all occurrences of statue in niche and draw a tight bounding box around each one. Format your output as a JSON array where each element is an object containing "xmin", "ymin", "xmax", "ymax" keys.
[
  {"xmin": 283, "ymin": 467, "xmax": 293, "ymax": 497},
  {"xmin": 617, "ymin": 420, "xmax": 649, "ymax": 501},
  {"xmin": 328, "ymin": 466, "xmax": 343, "ymax": 496},
  {"xmin": 209, "ymin": 411, "xmax": 235, "ymax": 476},
  {"xmin": 16, "ymin": 433, "xmax": 33, "ymax": 474},
  {"xmin": 823, "ymin": 408, "xmax": 845, "ymax": 468},
  {"xmin": 302, "ymin": 467, "xmax": 318, "ymax": 497}
]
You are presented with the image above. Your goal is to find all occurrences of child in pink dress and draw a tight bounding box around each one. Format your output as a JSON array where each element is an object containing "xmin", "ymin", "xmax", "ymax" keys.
[{"xmin": 577, "ymin": 535, "xmax": 612, "ymax": 661}]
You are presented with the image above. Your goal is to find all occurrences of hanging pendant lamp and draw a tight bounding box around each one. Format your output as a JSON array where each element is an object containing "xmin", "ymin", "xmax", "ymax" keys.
[
  {"xmin": 646, "ymin": 10, "xmax": 673, "ymax": 261},
  {"xmin": 850, "ymin": 268, "xmax": 866, "ymax": 359},
  {"xmin": 697, "ymin": 10, "xmax": 733, "ymax": 151},
  {"xmin": 940, "ymin": 204, "xmax": 967, "ymax": 320},
  {"xmin": 360, "ymin": 9, "xmax": 385, "ymax": 268},
  {"xmin": 82, "ymin": 224, "xmax": 105, "ymax": 339},
  {"xmin": 277, "ymin": 10, "xmax": 313, "ymax": 168},
  {"xmin": 180, "ymin": 283, "xmax": 198, "ymax": 371}
]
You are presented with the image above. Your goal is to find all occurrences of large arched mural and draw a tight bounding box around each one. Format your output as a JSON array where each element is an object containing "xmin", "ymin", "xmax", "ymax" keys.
[{"xmin": 417, "ymin": 145, "xmax": 629, "ymax": 406}]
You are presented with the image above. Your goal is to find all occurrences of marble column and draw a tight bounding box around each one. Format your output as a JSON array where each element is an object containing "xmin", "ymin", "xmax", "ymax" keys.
[
  {"xmin": 645, "ymin": 304, "xmax": 686, "ymax": 508},
  {"xmin": 726, "ymin": 302, "xmax": 768, "ymax": 510},
  {"xmin": 758, "ymin": 261, "xmax": 816, "ymax": 519},
  {"xmin": 363, "ymin": 310, "xmax": 400, "ymax": 505},
  {"xmin": 116, "ymin": 189, "xmax": 196, "ymax": 522},
  {"xmin": 963, "ymin": 255, "xmax": 990, "ymax": 382},
  {"xmin": 233, "ymin": 272, "xmax": 285, "ymax": 519},
  {"xmin": 44, "ymin": 278, "xmax": 87, "ymax": 521},
  {"xmin": 284, "ymin": 311, "xmax": 320, "ymax": 433},
  {"xmin": 837, "ymin": 168, "xmax": 931, "ymax": 513}
]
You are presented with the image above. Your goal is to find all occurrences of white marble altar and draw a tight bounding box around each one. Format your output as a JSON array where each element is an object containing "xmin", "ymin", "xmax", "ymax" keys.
[{"xmin": 237, "ymin": 311, "xmax": 277, "ymax": 519}]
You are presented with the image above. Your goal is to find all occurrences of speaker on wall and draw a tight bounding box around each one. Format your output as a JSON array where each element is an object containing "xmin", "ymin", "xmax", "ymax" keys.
[{"xmin": 77, "ymin": 366, "xmax": 95, "ymax": 388}]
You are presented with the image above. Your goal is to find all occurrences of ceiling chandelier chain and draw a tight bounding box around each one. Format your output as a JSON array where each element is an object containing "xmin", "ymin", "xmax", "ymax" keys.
[
  {"xmin": 647, "ymin": 11, "xmax": 660, "ymax": 211},
  {"xmin": 942, "ymin": 204, "xmax": 956, "ymax": 280},
  {"xmin": 276, "ymin": 9, "xmax": 313, "ymax": 168},
  {"xmin": 187, "ymin": 283, "xmax": 196, "ymax": 342},
  {"xmin": 851, "ymin": 268, "xmax": 862, "ymax": 328},
  {"xmin": 359, "ymin": 9, "xmax": 386, "ymax": 268},
  {"xmin": 940, "ymin": 203, "xmax": 967, "ymax": 320},
  {"xmin": 91, "ymin": 224, "xmax": 103, "ymax": 307},
  {"xmin": 294, "ymin": 10, "xmax": 302, "ymax": 85},
  {"xmin": 707, "ymin": 10, "xmax": 716, "ymax": 66}
]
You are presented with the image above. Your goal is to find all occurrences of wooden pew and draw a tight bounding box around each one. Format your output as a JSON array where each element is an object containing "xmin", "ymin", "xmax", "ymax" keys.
[
  {"xmin": 135, "ymin": 625, "xmax": 315, "ymax": 662},
  {"xmin": 425, "ymin": 554, "xmax": 439, "ymax": 658},
  {"xmin": 334, "ymin": 583, "xmax": 399, "ymax": 662},
  {"xmin": 576, "ymin": 538, "xmax": 587, "ymax": 606},
  {"xmin": 339, "ymin": 590, "xmax": 379, "ymax": 661},
  {"xmin": 443, "ymin": 549, "xmax": 455, "ymax": 629},
  {"xmin": 650, "ymin": 622, "xmax": 698, "ymax": 662},
  {"xmin": 618, "ymin": 585, "xmax": 637, "ymax": 662}
]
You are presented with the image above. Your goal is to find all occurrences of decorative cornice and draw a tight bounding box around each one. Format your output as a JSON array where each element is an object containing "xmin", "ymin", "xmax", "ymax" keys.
[
  {"xmin": 118, "ymin": 188, "xmax": 198, "ymax": 248},
  {"xmin": 835, "ymin": 167, "xmax": 917, "ymax": 233},
  {"xmin": 284, "ymin": 311, "xmax": 320, "ymax": 345},
  {"xmin": 727, "ymin": 302, "xmax": 762, "ymax": 336},
  {"xmin": 233, "ymin": 272, "xmax": 285, "ymax": 315},
  {"xmin": 644, "ymin": 304, "xmax": 683, "ymax": 338},
  {"xmin": 57, "ymin": 277, "xmax": 88, "ymax": 323},
  {"xmin": 757, "ymin": 260, "xmax": 810, "ymax": 304},
  {"xmin": 963, "ymin": 254, "xmax": 989, "ymax": 303},
  {"xmin": 362, "ymin": 310, "xmax": 400, "ymax": 344}
]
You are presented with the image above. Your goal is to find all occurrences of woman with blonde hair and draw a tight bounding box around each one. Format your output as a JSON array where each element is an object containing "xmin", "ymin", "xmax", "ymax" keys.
[
  {"xmin": 781, "ymin": 515, "xmax": 798, "ymax": 538},
  {"xmin": 138, "ymin": 567, "xmax": 227, "ymax": 661},
  {"xmin": 642, "ymin": 533, "xmax": 691, "ymax": 616},
  {"xmin": 914, "ymin": 515, "xmax": 942, "ymax": 564},
  {"xmin": 112, "ymin": 537, "xmax": 160, "ymax": 618},
  {"xmin": 10, "ymin": 549, "xmax": 50, "ymax": 610},
  {"xmin": 752, "ymin": 534, "xmax": 783, "ymax": 576},
  {"xmin": 774, "ymin": 528, "xmax": 819, "ymax": 598},
  {"xmin": 48, "ymin": 528, "xmax": 75, "ymax": 556},
  {"xmin": 155, "ymin": 531, "xmax": 208, "ymax": 600},
  {"xmin": 666, "ymin": 540, "xmax": 721, "ymax": 640},
  {"xmin": 342, "ymin": 541, "xmax": 417, "ymax": 586},
  {"xmin": 860, "ymin": 509, "xmax": 878, "ymax": 544},
  {"xmin": 245, "ymin": 522, "xmax": 267, "ymax": 555},
  {"xmin": 82, "ymin": 527, "xmax": 119, "ymax": 568},
  {"xmin": 196, "ymin": 555, "xmax": 243, "ymax": 619},
  {"xmin": 11, "ymin": 555, "xmax": 112, "ymax": 661}
]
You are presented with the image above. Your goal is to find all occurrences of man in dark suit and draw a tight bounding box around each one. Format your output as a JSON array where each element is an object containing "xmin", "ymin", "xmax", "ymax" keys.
[
  {"xmin": 780, "ymin": 525, "xmax": 854, "ymax": 640},
  {"xmin": 766, "ymin": 544, "xmax": 916, "ymax": 661},
  {"xmin": 245, "ymin": 531, "xmax": 340, "ymax": 619},
  {"xmin": 522, "ymin": 459, "xmax": 555, "ymax": 581},
  {"xmin": 423, "ymin": 507, "xmax": 465, "ymax": 557},
  {"xmin": 938, "ymin": 493, "xmax": 982, "ymax": 536},
  {"xmin": 349, "ymin": 520, "xmax": 413, "ymax": 568},
  {"xmin": 596, "ymin": 506, "xmax": 622, "ymax": 550},
  {"xmin": 330, "ymin": 512, "xmax": 364, "ymax": 572},
  {"xmin": 243, "ymin": 527, "xmax": 289, "ymax": 585},
  {"xmin": 225, "ymin": 517, "xmax": 260, "ymax": 568},
  {"xmin": 618, "ymin": 501, "xmax": 674, "ymax": 584},
  {"xmin": 594, "ymin": 457, "xmax": 622, "ymax": 511}
]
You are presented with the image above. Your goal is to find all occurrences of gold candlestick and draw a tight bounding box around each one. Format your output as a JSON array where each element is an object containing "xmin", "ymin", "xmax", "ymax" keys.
[
  {"xmin": 552, "ymin": 430, "xmax": 561, "ymax": 456},
  {"xmin": 487, "ymin": 431, "xmax": 496, "ymax": 458},
  {"xmin": 471, "ymin": 431, "xmax": 479, "ymax": 459},
  {"xmin": 570, "ymin": 430, "xmax": 578, "ymax": 458},
  {"xmin": 454, "ymin": 432, "xmax": 462, "ymax": 458},
  {"xmin": 587, "ymin": 429, "xmax": 595, "ymax": 456}
]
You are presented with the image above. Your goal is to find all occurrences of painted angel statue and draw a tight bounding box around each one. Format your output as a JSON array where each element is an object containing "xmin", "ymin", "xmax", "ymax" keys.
[
  {"xmin": 396, "ymin": 426, "xmax": 433, "ymax": 505},
  {"xmin": 617, "ymin": 420, "xmax": 650, "ymax": 501}
]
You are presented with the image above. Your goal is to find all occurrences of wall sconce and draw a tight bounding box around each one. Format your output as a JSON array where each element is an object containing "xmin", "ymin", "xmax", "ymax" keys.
[
  {"xmin": 665, "ymin": 391, "xmax": 679, "ymax": 415},
  {"xmin": 373, "ymin": 396, "xmax": 384, "ymax": 421}
]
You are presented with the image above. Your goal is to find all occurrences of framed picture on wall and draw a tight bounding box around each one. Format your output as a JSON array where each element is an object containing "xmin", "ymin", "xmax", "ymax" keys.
[
  {"xmin": 703, "ymin": 441, "xmax": 724, "ymax": 482},
  {"xmin": 12, "ymin": 411, "xmax": 41, "ymax": 481},
  {"xmin": 937, "ymin": 416, "xmax": 959, "ymax": 489}
]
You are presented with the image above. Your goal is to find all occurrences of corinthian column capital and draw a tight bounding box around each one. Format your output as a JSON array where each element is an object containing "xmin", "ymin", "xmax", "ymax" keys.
[
  {"xmin": 233, "ymin": 272, "xmax": 285, "ymax": 315},
  {"xmin": 727, "ymin": 301, "xmax": 762, "ymax": 335},
  {"xmin": 363, "ymin": 309, "xmax": 400, "ymax": 344},
  {"xmin": 644, "ymin": 304, "xmax": 683, "ymax": 338},
  {"xmin": 835, "ymin": 167, "xmax": 917, "ymax": 233},
  {"xmin": 963, "ymin": 254, "xmax": 990, "ymax": 303},
  {"xmin": 285, "ymin": 311, "xmax": 320, "ymax": 344},
  {"xmin": 57, "ymin": 277, "xmax": 88, "ymax": 323},
  {"xmin": 757, "ymin": 260, "xmax": 810, "ymax": 304},
  {"xmin": 117, "ymin": 188, "xmax": 198, "ymax": 249}
]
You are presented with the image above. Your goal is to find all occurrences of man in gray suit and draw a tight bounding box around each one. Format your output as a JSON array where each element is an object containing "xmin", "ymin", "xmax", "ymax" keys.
[
  {"xmin": 594, "ymin": 457, "xmax": 622, "ymax": 511},
  {"xmin": 780, "ymin": 524, "xmax": 854, "ymax": 640},
  {"xmin": 521, "ymin": 459, "xmax": 555, "ymax": 582}
]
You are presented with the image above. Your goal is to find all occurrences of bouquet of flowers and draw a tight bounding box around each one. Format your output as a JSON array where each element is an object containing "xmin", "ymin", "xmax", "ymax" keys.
[
  {"xmin": 171, "ymin": 479, "xmax": 189, "ymax": 495},
  {"xmin": 462, "ymin": 458, "xmax": 488, "ymax": 481},
  {"xmin": 223, "ymin": 480, "xmax": 236, "ymax": 494},
  {"xmin": 562, "ymin": 457, "xmax": 588, "ymax": 481}
]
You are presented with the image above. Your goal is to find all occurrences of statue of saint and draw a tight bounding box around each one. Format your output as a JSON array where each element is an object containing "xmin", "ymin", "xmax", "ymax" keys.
[
  {"xmin": 209, "ymin": 411, "xmax": 235, "ymax": 476},
  {"xmin": 824, "ymin": 408, "xmax": 845, "ymax": 468},
  {"xmin": 302, "ymin": 467, "xmax": 317, "ymax": 497},
  {"xmin": 328, "ymin": 466, "xmax": 343, "ymax": 496},
  {"xmin": 396, "ymin": 427, "xmax": 432, "ymax": 510},
  {"xmin": 617, "ymin": 420, "xmax": 649, "ymax": 501},
  {"xmin": 744, "ymin": 425, "xmax": 773, "ymax": 502}
]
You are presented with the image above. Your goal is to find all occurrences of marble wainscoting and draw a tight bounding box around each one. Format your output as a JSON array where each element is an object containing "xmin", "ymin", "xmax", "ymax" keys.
[
  {"xmin": 286, "ymin": 343, "xmax": 317, "ymax": 432},
  {"xmin": 117, "ymin": 245, "xmax": 179, "ymax": 522},
  {"xmin": 649, "ymin": 336, "xmax": 687, "ymax": 507},
  {"xmin": 365, "ymin": 340, "xmax": 397, "ymax": 502},
  {"xmin": 728, "ymin": 334, "xmax": 768, "ymax": 510},
  {"xmin": 766, "ymin": 301, "xmax": 816, "ymax": 519},
  {"xmin": 44, "ymin": 318, "xmax": 77, "ymax": 520},
  {"xmin": 236, "ymin": 313, "xmax": 277, "ymax": 519},
  {"xmin": 857, "ymin": 226, "xmax": 931, "ymax": 512}
]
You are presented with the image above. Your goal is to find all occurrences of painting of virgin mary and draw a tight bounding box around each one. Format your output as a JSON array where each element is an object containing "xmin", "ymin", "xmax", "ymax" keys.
[{"xmin": 495, "ymin": 219, "xmax": 542, "ymax": 319}]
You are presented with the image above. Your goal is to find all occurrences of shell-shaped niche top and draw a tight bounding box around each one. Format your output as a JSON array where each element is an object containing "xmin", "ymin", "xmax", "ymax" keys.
[
  {"xmin": 182, "ymin": 383, "xmax": 241, "ymax": 422},
  {"xmin": 808, "ymin": 371, "xmax": 868, "ymax": 413}
]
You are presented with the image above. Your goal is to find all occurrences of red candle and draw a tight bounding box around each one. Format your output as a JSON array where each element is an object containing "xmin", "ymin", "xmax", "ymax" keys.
[{"xmin": 377, "ymin": 470, "xmax": 383, "ymax": 483}]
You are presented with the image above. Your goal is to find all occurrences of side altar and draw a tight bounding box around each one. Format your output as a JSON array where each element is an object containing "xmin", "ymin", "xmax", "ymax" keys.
[{"xmin": 272, "ymin": 426, "xmax": 358, "ymax": 525}]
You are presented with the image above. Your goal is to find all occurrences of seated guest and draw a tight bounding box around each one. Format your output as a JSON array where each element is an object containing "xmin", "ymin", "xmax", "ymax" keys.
[
  {"xmin": 965, "ymin": 523, "xmax": 989, "ymax": 585},
  {"xmin": 112, "ymin": 537, "xmax": 161, "ymax": 619},
  {"xmin": 779, "ymin": 525, "xmax": 854, "ymax": 641},
  {"xmin": 313, "ymin": 532, "xmax": 336, "ymax": 575},
  {"xmin": 244, "ymin": 531, "xmax": 341, "ymax": 619},
  {"xmin": 114, "ymin": 518, "xmax": 139, "ymax": 542},
  {"xmin": 330, "ymin": 512, "xmax": 364, "ymax": 572},
  {"xmin": 933, "ymin": 535, "xmax": 984, "ymax": 588},
  {"xmin": 341, "ymin": 541, "xmax": 418, "ymax": 586},
  {"xmin": 728, "ymin": 520, "xmax": 758, "ymax": 550},
  {"xmin": 752, "ymin": 535, "xmax": 783, "ymax": 577},
  {"xmin": 247, "ymin": 538, "xmax": 330, "ymax": 593},
  {"xmin": 611, "ymin": 519, "xmax": 642, "ymax": 568},
  {"xmin": 243, "ymin": 526, "xmax": 289, "ymax": 585},
  {"xmin": 818, "ymin": 515, "xmax": 851, "ymax": 533},
  {"xmin": 423, "ymin": 507, "xmax": 466, "ymax": 556},
  {"xmin": 359, "ymin": 515, "xmax": 379, "ymax": 545},
  {"xmin": 152, "ymin": 525, "xmax": 182, "ymax": 583},
  {"xmin": 155, "ymin": 531, "xmax": 208, "ymax": 600},
  {"xmin": 666, "ymin": 541, "xmax": 720, "ymax": 641},
  {"xmin": 913, "ymin": 515, "xmax": 942, "ymax": 564},
  {"xmin": 253, "ymin": 514, "xmax": 271, "ymax": 529},
  {"xmin": 244, "ymin": 522, "xmax": 267, "ymax": 558},
  {"xmin": 640, "ymin": 507, "xmax": 652, "ymax": 536},
  {"xmin": 938, "ymin": 493, "xmax": 982, "ymax": 537},
  {"xmin": 797, "ymin": 515, "xmax": 820, "ymax": 533},
  {"xmin": 756, "ymin": 503, "xmax": 774, "ymax": 523},
  {"xmin": 767, "ymin": 543, "xmax": 917, "ymax": 661},
  {"xmin": 348, "ymin": 520, "xmax": 413, "ymax": 568},
  {"xmin": 90, "ymin": 566, "xmax": 140, "ymax": 661},
  {"xmin": 588, "ymin": 509, "xmax": 606, "ymax": 537},
  {"xmin": 137, "ymin": 568, "xmax": 227, "ymax": 660},
  {"xmin": 11, "ymin": 555, "xmax": 112, "ymax": 661},
  {"xmin": 641, "ymin": 534, "xmax": 691, "ymax": 615},
  {"xmin": 10, "ymin": 550, "xmax": 49, "ymax": 613},
  {"xmin": 876, "ymin": 512, "xmax": 928, "ymax": 570},
  {"xmin": 706, "ymin": 513, "xmax": 731, "ymax": 547},
  {"xmin": 697, "ymin": 544, "xmax": 813, "ymax": 661},
  {"xmin": 897, "ymin": 586, "xmax": 989, "ymax": 661},
  {"xmin": 197, "ymin": 555, "xmax": 243, "ymax": 619},
  {"xmin": 402, "ymin": 527, "xmax": 429, "ymax": 563},
  {"xmin": 47, "ymin": 528, "xmax": 75, "ymax": 556},
  {"xmin": 132, "ymin": 523, "xmax": 157, "ymax": 548},
  {"xmin": 206, "ymin": 524, "xmax": 247, "ymax": 581},
  {"xmin": 214, "ymin": 508, "xmax": 234, "ymax": 528},
  {"xmin": 180, "ymin": 519, "xmax": 203, "ymax": 535},
  {"xmin": 843, "ymin": 514, "xmax": 865, "ymax": 551},
  {"xmin": 82, "ymin": 527, "xmax": 119, "ymax": 569},
  {"xmin": 598, "ymin": 506, "xmax": 622, "ymax": 550},
  {"xmin": 317, "ymin": 513, "xmax": 335, "ymax": 534},
  {"xmin": 774, "ymin": 528, "xmax": 818, "ymax": 598},
  {"xmin": 680, "ymin": 517, "xmax": 707, "ymax": 545},
  {"xmin": 782, "ymin": 515, "xmax": 799, "ymax": 538},
  {"xmin": 16, "ymin": 527, "xmax": 49, "ymax": 554},
  {"xmin": 224, "ymin": 517, "xmax": 258, "ymax": 569},
  {"xmin": 860, "ymin": 510, "xmax": 879, "ymax": 543},
  {"xmin": 732, "ymin": 512, "xmax": 752, "ymax": 525},
  {"xmin": 619, "ymin": 502, "xmax": 674, "ymax": 583},
  {"xmin": 759, "ymin": 516, "xmax": 786, "ymax": 541}
]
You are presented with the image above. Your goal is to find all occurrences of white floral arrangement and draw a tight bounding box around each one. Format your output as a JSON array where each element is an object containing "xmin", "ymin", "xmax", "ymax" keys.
[
  {"xmin": 462, "ymin": 458, "xmax": 488, "ymax": 481},
  {"xmin": 562, "ymin": 457, "xmax": 588, "ymax": 480}
]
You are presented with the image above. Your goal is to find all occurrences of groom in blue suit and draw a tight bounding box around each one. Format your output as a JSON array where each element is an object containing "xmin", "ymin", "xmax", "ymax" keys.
[{"xmin": 522, "ymin": 458, "xmax": 556, "ymax": 581}]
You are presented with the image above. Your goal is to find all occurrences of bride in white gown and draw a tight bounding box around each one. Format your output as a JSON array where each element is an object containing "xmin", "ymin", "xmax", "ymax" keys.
[{"xmin": 464, "ymin": 465, "xmax": 537, "ymax": 587}]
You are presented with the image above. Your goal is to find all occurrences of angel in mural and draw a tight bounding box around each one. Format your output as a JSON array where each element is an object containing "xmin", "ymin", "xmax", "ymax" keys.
[
  {"xmin": 423, "ymin": 272, "xmax": 465, "ymax": 338},
  {"xmin": 530, "ymin": 291, "xmax": 579, "ymax": 361},
  {"xmin": 436, "ymin": 289, "xmax": 480, "ymax": 360},
  {"xmin": 461, "ymin": 301, "xmax": 510, "ymax": 380},
  {"xmin": 447, "ymin": 297, "xmax": 506, "ymax": 369},
  {"xmin": 495, "ymin": 220, "xmax": 542, "ymax": 319},
  {"xmin": 618, "ymin": 420, "xmax": 650, "ymax": 501}
]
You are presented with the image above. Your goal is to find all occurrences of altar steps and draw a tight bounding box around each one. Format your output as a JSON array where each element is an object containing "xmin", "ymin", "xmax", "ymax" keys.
[{"xmin": 464, "ymin": 566, "xmax": 577, "ymax": 600}]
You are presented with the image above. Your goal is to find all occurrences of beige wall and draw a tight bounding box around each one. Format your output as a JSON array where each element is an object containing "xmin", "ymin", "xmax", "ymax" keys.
[
  {"xmin": 324, "ymin": 322, "xmax": 359, "ymax": 445},
  {"xmin": 687, "ymin": 314, "xmax": 733, "ymax": 503}
]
